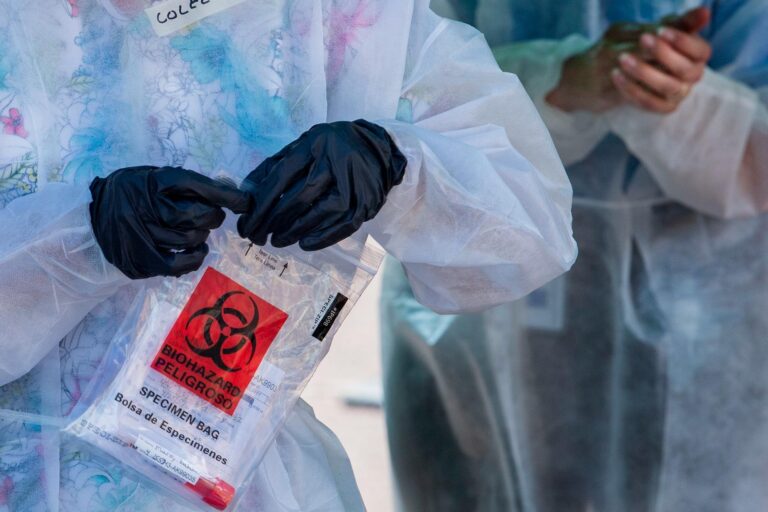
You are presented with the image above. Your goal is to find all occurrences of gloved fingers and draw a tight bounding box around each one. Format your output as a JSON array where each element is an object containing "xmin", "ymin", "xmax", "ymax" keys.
[
  {"xmin": 242, "ymin": 134, "xmax": 308, "ymax": 190},
  {"xmin": 298, "ymin": 214, "xmax": 365, "ymax": 251},
  {"xmin": 237, "ymin": 149, "xmax": 316, "ymax": 241},
  {"xmin": 239, "ymin": 121, "xmax": 402, "ymax": 249},
  {"xmin": 386, "ymin": 139, "xmax": 408, "ymax": 187},
  {"xmin": 274, "ymin": 159, "xmax": 387, "ymax": 248},
  {"xmin": 264, "ymin": 156, "xmax": 337, "ymax": 236},
  {"xmin": 237, "ymin": 213, "xmax": 268, "ymax": 246},
  {"xmin": 350, "ymin": 120, "xmax": 407, "ymax": 188},
  {"xmin": 254, "ymin": 142, "xmax": 316, "ymax": 196},
  {"xmin": 154, "ymin": 167, "xmax": 252, "ymax": 213},
  {"xmin": 156, "ymin": 197, "xmax": 227, "ymax": 230},
  {"xmin": 262, "ymin": 198, "xmax": 315, "ymax": 247},
  {"xmin": 241, "ymin": 153, "xmax": 285, "ymax": 194},
  {"xmin": 162, "ymin": 244, "xmax": 210, "ymax": 277},
  {"xmin": 113, "ymin": 226, "xmax": 177, "ymax": 279},
  {"xmin": 89, "ymin": 175, "xmax": 107, "ymax": 197},
  {"xmin": 108, "ymin": 165, "xmax": 159, "ymax": 180},
  {"xmin": 192, "ymin": 205, "xmax": 227, "ymax": 230},
  {"xmin": 147, "ymin": 224, "xmax": 210, "ymax": 251},
  {"xmin": 270, "ymin": 192, "xmax": 349, "ymax": 248}
]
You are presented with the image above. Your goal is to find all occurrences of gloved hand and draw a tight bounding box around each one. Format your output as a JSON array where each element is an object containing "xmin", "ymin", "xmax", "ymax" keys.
[
  {"xmin": 90, "ymin": 166, "xmax": 251, "ymax": 279},
  {"xmin": 237, "ymin": 119, "xmax": 407, "ymax": 251}
]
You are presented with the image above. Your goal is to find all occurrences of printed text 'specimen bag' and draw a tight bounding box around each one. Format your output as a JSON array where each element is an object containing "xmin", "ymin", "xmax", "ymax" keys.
[{"xmin": 66, "ymin": 226, "xmax": 383, "ymax": 510}]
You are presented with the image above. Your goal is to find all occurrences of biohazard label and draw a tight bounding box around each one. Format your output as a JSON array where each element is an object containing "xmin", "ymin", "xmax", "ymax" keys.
[{"xmin": 151, "ymin": 268, "xmax": 288, "ymax": 415}]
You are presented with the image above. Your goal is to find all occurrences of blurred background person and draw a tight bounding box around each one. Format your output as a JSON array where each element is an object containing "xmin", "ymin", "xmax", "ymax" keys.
[{"xmin": 382, "ymin": 1, "xmax": 768, "ymax": 511}]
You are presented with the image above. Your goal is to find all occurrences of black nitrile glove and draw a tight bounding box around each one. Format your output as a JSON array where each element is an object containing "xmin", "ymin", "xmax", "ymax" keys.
[
  {"xmin": 237, "ymin": 119, "xmax": 407, "ymax": 251},
  {"xmin": 90, "ymin": 166, "xmax": 251, "ymax": 279}
]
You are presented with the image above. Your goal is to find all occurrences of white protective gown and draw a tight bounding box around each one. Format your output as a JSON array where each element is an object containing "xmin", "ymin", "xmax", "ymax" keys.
[
  {"xmin": 382, "ymin": 0, "xmax": 768, "ymax": 511},
  {"xmin": 0, "ymin": 0, "xmax": 576, "ymax": 510}
]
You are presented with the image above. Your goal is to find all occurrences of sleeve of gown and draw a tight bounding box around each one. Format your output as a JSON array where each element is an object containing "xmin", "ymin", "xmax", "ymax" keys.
[
  {"xmin": 0, "ymin": 182, "xmax": 129, "ymax": 385},
  {"xmin": 492, "ymin": 35, "xmax": 612, "ymax": 166},
  {"xmin": 366, "ymin": 4, "xmax": 578, "ymax": 314},
  {"xmin": 604, "ymin": 0, "xmax": 768, "ymax": 219}
]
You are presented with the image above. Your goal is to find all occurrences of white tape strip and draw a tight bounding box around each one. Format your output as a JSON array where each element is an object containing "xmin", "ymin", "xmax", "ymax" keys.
[{"xmin": 145, "ymin": 0, "xmax": 247, "ymax": 37}]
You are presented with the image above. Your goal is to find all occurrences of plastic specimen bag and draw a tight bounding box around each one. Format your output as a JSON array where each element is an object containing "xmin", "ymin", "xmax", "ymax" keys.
[{"xmin": 65, "ymin": 226, "xmax": 383, "ymax": 511}]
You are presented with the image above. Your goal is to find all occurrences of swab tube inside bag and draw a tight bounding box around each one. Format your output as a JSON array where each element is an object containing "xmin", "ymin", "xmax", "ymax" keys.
[{"xmin": 65, "ymin": 227, "xmax": 383, "ymax": 510}]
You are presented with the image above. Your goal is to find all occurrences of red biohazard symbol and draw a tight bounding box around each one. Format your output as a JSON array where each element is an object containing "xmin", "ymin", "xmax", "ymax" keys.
[
  {"xmin": 185, "ymin": 291, "xmax": 260, "ymax": 373},
  {"xmin": 151, "ymin": 268, "xmax": 289, "ymax": 414}
]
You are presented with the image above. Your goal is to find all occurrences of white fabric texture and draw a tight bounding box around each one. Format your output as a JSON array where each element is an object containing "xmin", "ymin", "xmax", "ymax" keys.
[
  {"xmin": 493, "ymin": 35, "xmax": 610, "ymax": 166},
  {"xmin": 0, "ymin": 183, "xmax": 128, "ymax": 385},
  {"xmin": 370, "ymin": 13, "xmax": 576, "ymax": 313},
  {"xmin": 382, "ymin": 1, "xmax": 768, "ymax": 512},
  {"xmin": 605, "ymin": 69, "xmax": 768, "ymax": 218},
  {"xmin": 0, "ymin": 0, "xmax": 576, "ymax": 510},
  {"xmin": 495, "ymin": 11, "xmax": 768, "ymax": 218}
]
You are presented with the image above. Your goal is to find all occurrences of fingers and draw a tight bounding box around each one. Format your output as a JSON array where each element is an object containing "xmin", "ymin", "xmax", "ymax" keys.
[
  {"xmin": 200, "ymin": 180, "xmax": 252, "ymax": 214},
  {"xmin": 299, "ymin": 215, "xmax": 365, "ymax": 251},
  {"xmin": 611, "ymin": 14, "xmax": 710, "ymax": 115},
  {"xmin": 122, "ymin": 231, "xmax": 208, "ymax": 278},
  {"xmin": 257, "ymin": 158, "xmax": 336, "ymax": 245},
  {"xmin": 657, "ymin": 27, "xmax": 712, "ymax": 62},
  {"xmin": 604, "ymin": 22, "xmax": 657, "ymax": 43},
  {"xmin": 155, "ymin": 197, "xmax": 227, "ymax": 230},
  {"xmin": 162, "ymin": 244, "xmax": 210, "ymax": 277},
  {"xmin": 237, "ymin": 215, "xmax": 268, "ymax": 246},
  {"xmin": 270, "ymin": 192, "xmax": 349, "ymax": 248},
  {"xmin": 640, "ymin": 33, "xmax": 704, "ymax": 83},
  {"xmin": 242, "ymin": 132, "xmax": 310, "ymax": 191},
  {"xmin": 618, "ymin": 52, "xmax": 687, "ymax": 98},
  {"xmin": 666, "ymin": 6, "xmax": 711, "ymax": 33},
  {"xmin": 237, "ymin": 142, "xmax": 315, "ymax": 242},
  {"xmin": 611, "ymin": 69, "xmax": 678, "ymax": 114},
  {"xmin": 155, "ymin": 167, "xmax": 252, "ymax": 214},
  {"xmin": 147, "ymin": 224, "xmax": 209, "ymax": 251}
]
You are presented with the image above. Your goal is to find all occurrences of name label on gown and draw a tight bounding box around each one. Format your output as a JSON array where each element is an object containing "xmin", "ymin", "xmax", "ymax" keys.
[{"xmin": 146, "ymin": 0, "xmax": 247, "ymax": 37}]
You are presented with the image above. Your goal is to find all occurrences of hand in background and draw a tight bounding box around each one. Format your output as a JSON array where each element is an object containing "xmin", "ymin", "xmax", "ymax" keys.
[
  {"xmin": 547, "ymin": 7, "xmax": 711, "ymax": 114},
  {"xmin": 612, "ymin": 7, "xmax": 711, "ymax": 113}
]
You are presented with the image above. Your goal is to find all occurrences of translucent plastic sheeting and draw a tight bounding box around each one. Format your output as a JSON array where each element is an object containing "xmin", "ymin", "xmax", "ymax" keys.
[
  {"xmin": 0, "ymin": 0, "xmax": 578, "ymax": 509},
  {"xmin": 67, "ymin": 229, "xmax": 382, "ymax": 511},
  {"xmin": 382, "ymin": 1, "xmax": 768, "ymax": 510}
]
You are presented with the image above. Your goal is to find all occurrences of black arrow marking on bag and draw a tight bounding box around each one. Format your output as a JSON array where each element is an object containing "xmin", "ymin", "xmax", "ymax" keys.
[{"xmin": 280, "ymin": 263, "xmax": 288, "ymax": 277}]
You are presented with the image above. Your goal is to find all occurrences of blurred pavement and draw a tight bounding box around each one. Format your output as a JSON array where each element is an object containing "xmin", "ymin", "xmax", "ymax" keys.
[{"xmin": 302, "ymin": 272, "xmax": 395, "ymax": 512}]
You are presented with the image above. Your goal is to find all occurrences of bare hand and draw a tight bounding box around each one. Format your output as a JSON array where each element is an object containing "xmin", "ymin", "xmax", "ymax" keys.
[
  {"xmin": 547, "ymin": 7, "xmax": 712, "ymax": 114},
  {"xmin": 546, "ymin": 23, "xmax": 649, "ymax": 112},
  {"xmin": 612, "ymin": 7, "xmax": 712, "ymax": 113}
]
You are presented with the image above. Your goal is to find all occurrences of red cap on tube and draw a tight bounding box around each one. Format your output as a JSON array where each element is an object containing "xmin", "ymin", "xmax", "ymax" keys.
[{"xmin": 186, "ymin": 477, "xmax": 235, "ymax": 510}]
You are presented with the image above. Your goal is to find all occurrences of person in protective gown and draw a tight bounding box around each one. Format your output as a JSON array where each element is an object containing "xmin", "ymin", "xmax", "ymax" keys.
[
  {"xmin": 382, "ymin": 1, "xmax": 768, "ymax": 511},
  {"xmin": 0, "ymin": 0, "xmax": 577, "ymax": 510}
]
